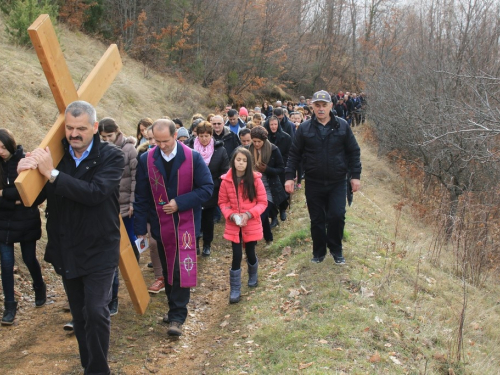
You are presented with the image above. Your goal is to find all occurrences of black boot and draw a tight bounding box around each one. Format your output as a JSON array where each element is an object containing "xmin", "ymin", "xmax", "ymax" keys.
[
  {"xmin": 280, "ymin": 209, "xmax": 287, "ymax": 222},
  {"xmin": 34, "ymin": 282, "xmax": 47, "ymax": 307},
  {"xmin": 229, "ymin": 269, "xmax": 241, "ymax": 304},
  {"xmin": 247, "ymin": 259, "xmax": 258, "ymax": 287},
  {"xmin": 202, "ymin": 244, "xmax": 211, "ymax": 257},
  {"xmin": 270, "ymin": 217, "xmax": 279, "ymax": 228},
  {"xmin": 2, "ymin": 301, "xmax": 18, "ymax": 326}
]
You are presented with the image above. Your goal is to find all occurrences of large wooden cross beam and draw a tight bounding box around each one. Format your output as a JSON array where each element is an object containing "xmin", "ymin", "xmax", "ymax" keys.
[{"xmin": 14, "ymin": 15, "xmax": 150, "ymax": 314}]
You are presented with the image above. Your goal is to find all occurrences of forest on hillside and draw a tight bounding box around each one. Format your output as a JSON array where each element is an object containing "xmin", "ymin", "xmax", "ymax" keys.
[{"xmin": 3, "ymin": 0, "xmax": 500, "ymax": 284}]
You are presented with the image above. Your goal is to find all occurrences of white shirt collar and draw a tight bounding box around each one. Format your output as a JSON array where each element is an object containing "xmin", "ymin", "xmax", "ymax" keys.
[{"xmin": 160, "ymin": 141, "xmax": 178, "ymax": 162}]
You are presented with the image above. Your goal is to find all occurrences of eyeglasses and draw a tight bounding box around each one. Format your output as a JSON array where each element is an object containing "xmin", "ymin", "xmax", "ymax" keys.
[{"xmin": 212, "ymin": 122, "xmax": 223, "ymax": 125}]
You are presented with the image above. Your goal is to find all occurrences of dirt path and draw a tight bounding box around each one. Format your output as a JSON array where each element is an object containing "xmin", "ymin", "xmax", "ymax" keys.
[
  {"xmin": 0, "ymin": 206, "xmax": 300, "ymax": 375},
  {"xmin": 1, "ymin": 128, "xmax": 374, "ymax": 375}
]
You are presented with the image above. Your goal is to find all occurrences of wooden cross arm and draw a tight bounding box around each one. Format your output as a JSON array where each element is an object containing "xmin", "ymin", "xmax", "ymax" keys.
[
  {"xmin": 14, "ymin": 114, "xmax": 65, "ymax": 206},
  {"xmin": 78, "ymin": 44, "xmax": 122, "ymax": 106},
  {"xmin": 15, "ymin": 44, "xmax": 122, "ymax": 207},
  {"xmin": 28, "ymin": 14, "xmax": 78, "ymax": 113}
]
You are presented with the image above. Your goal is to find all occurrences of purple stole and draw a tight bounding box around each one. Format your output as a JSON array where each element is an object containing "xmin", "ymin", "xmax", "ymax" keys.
[{"xmin": 147, "ymin": 143, "xmax": 197, "ymax": 287}]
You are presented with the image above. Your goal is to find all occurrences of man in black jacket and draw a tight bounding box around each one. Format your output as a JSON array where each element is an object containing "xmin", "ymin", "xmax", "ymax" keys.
[
  {"xmin": 211, "ymin": 115, "xmax": 241, "ymax": 157},
  {"xmin": 18, "ymin": 100, "xmax": 125, "ymax": 375},
  {"xmin": 285, "ymin": 91, "xmax": 361, "ymax": 265}
]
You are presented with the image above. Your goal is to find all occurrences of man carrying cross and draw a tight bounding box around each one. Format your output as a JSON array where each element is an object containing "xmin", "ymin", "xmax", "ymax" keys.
[
  {"xmin": 134, "ymin": 119, "xmax": 213, "ymax": 336},
  {"xmin": 18, "ymin": 100, "xmax": 124, "ymax": 374}
]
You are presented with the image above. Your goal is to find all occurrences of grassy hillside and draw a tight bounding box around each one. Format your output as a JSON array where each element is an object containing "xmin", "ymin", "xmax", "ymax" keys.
[{"xmin": 0, "ymin": 15, "xmax": 214, "ymax": 150}]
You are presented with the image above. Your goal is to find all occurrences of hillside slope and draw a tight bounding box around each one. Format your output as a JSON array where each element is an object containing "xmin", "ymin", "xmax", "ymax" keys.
[{"xmin": 0, "ymin": 15, "xmax": 212, "ymax": 150}]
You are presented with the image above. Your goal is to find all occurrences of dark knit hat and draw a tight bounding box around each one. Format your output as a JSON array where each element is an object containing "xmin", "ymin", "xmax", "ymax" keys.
[{"xmin": 250, "ymin": 126, "xmax": 268, "ymax": 141}]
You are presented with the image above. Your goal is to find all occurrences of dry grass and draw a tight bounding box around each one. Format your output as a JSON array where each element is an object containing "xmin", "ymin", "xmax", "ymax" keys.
[
  {"xmin": 0, "ymin": 15, "xmax": 216, "ymax": 151},
  {"xmin": 201, "ymin": 127, "xmax": 500, "ymax": 374}
]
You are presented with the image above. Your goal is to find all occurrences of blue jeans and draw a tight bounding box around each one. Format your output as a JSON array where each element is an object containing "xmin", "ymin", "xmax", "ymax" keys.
[{"xmin": 0, "ymin": 241, "xmax": 44, "ymax": 302}]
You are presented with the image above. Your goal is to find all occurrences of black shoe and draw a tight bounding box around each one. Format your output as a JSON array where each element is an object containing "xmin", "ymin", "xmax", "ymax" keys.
[
  {"xmin": 167, "ymin": 321, "xmax": 183, "ymax": 336},
  {"xmin": 270, "ymin": 217, "xmax": 279, "ymax": 228},
  {"xmin": 202, "ymin": 245, "xmax": 211, "ymax": 257},
  {"xmin": 108, "ymin": 298, "xmax": 118, "ymax": 316},
  {"xmin": 280, "ymin": 211, "xmax": 287, "ymax": 221},
  {"xmin": 333, "ymin": 256, "xmax": 346, "ymax": 265},
  {"xmin": 1, "ymin": 301, "xmax": 17, "ymax": 325},
  {"xmin": 147, "ymin": 262, "xmax": 153, "ymax": 268},
  {"xmin": 310, "ymin": 256, "xmax": 325, "ymax": 263},
  {"xmin": 63, "ymin": 320, "xmax": 74, "ymax": 331},
  {"xmin": 34, "ymin": 282, "xmax": 47, "ymax": 307}
]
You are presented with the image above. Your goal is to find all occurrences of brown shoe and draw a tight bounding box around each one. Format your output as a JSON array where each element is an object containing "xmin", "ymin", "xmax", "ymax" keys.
[
  {"xmin": 167, "ymin": 321, "xmax": 183, "ymax": 336},
  {"xmin": 148, "ymin": 277, "xmax": 165, "ymax": 294}
]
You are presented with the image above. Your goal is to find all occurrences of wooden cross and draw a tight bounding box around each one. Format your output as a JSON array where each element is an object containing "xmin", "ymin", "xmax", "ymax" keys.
[{"xmin": 14, "ymin": 15, "xmax": 150, "ymax": 314}]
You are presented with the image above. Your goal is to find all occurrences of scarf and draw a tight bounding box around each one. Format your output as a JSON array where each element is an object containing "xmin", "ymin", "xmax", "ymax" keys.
[
  {"xmin": 249, "ymin": 140, "xmax": 273, "ymax": 169},
  {"xmin": 194, "ymin": 137, "xmax": 214, "ymax": 165}
]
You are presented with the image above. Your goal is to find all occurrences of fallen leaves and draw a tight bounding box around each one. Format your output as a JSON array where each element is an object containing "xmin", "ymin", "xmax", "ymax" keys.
[
  {"xmin": 361, "ymin": 287, "xmax": 375, "ymax": 298},
  {"xmin": 369, "ymin": 352, "xmax": 381, "ymax": 363},
  {"xmin": 298, "ymin": 362, "xmax": 313, "ymax": 370},
  {"xmin": 282, "ymin": 246, "xmax": 292, "ymax": 256},
  {"xmin": 389, "ymin": 356, "xmax": 402, "ymax": 365}
]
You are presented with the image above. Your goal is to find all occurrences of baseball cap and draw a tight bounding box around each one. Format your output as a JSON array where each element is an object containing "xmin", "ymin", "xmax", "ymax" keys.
[{"xmin": 311, "ymin": 90, "xmax": 332, "ymax": 103}]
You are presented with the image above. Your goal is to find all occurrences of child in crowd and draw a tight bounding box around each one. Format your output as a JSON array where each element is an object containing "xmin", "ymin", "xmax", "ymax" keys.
[{"xmin": 218, "ymin": 147, "xmax": 267, "ymax": 303}]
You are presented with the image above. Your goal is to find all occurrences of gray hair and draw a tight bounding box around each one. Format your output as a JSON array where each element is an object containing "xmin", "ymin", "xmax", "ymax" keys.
[
  {"xmin": 152, "ymin": 119, "xmax": 176, "ymax": 136},
  {"xmin": 65, "ymin": 101, "xmax": 97, "ymax": 124}
]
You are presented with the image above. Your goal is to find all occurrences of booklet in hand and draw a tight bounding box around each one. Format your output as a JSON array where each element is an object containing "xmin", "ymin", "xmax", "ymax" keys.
[{"xmin": 135, "ymin": 237, "xmax": 149, "ymax": 253}]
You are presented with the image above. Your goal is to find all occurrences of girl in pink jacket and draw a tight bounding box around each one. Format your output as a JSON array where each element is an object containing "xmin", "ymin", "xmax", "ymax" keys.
[{"xmin": 218, "ymin": 147, "xmax": 268, "ymax": 303}]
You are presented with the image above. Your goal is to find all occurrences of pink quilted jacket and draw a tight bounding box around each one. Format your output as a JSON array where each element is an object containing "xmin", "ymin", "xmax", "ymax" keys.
[{"xmin": 218, "ymin": 170, "xmax": 268, "ymax": 243}]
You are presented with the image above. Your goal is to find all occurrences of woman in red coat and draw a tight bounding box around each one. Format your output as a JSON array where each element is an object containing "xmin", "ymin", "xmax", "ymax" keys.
[{"xmin": 219, "ymin": 147, "xmax": 267, "ymax": 303}]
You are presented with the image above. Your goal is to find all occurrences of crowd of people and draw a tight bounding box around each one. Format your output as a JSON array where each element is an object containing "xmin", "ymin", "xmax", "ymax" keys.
[{"xmin": 1, "ymin": 89, "xmax": 363, "ymax": 374}]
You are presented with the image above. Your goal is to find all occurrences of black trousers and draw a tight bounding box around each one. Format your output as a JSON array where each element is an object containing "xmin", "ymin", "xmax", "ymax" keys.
[
  {"xmin": 260, "ymin": 201, "xmax": 273, "ymax": 242},
  {"xmin": 63, "ymin": 267, "xmax": 115, "ymax": 375},
  {"xmin": 201, "ymin": 206, "xmax": 215, "ymax": 246},
  {"xmin": 305, "ymin": 179, "xmax": 347, "ymax": 258},
  {"xmin": 156, "ymin": 241, "xmax": 190, "ymax": 323}
]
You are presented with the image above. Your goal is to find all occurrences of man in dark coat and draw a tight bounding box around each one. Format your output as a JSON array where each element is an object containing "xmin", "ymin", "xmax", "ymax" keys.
[
  {"xmin": 285, "ymin": 91, "xmax": 361, "ymax": 265},
  {"xmin": 134, "ymin": 119, "xmax": 213, "ymax": 337},
  {"xmin": 19, "ymin": 100, "xmax": 125, "ymax": 374},
  {"xmin": 211, "ymin": 115, "xmax": 241, "ymax": 157}
]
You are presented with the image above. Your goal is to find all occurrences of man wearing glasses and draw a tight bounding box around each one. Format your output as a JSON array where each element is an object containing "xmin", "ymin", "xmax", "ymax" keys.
[{"xmin": 210, "ymin": 115, "xmax": 241, "ymax": 157}]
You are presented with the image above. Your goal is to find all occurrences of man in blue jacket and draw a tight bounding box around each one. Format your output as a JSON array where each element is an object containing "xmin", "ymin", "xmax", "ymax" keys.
[
  {"xmin": 285, "ymin": 91, "xmax": 361, "ymax": 265},
  {"xmin": 134, "ymin": 119, "xmax": 213, "ymax": 336}
]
